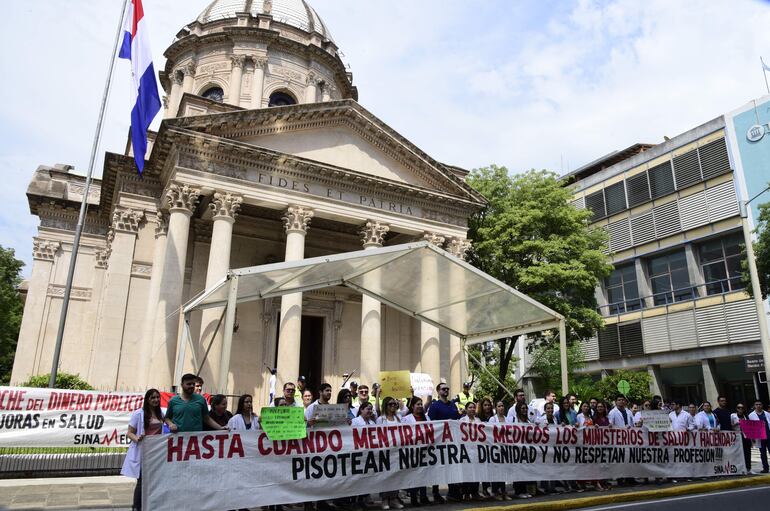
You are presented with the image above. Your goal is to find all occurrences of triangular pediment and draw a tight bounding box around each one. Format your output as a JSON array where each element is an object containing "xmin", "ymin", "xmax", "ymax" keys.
[{"xmin": 165, "ymin": 100, "xmax": 485, "ymax": 204}]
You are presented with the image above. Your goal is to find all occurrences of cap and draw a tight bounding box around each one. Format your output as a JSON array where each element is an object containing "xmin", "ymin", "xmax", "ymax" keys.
[
  {"xmin": 463, "ymin": 382, "xmax": 472, "ymax": 387},
  {"xmin": 297, "ymin": 376, "xmax": 306, "ymax": 382}
]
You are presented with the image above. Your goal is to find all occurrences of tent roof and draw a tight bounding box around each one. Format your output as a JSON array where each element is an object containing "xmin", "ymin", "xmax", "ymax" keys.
[{"xmin": 183, "ymin": 242, "xmax": 564, "ymax": 344}]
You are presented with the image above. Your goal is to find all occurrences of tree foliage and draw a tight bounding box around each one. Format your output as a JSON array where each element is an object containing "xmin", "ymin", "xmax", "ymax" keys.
[
  {"xmin": 745, "ymin": 190, "xmax": 770, "ymax": 299},
  {"xmin": 0, "ymin": 245, "xmax": 24, "ymax": 384},
  {"xmin": 22, "ymin": 372, "xmax": 94, "ymax": 390},
  {"xmin": 584, "ymin": 370, "xmax": 653, "ymax": 404},
  {"xmin": 465, "ymin": 167, "xmax": 612, "ymax": 397}
]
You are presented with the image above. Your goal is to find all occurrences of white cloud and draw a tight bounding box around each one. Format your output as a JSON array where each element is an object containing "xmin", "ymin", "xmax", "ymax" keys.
[{"xmin": 2, "ymin": 0, "xmax": 770, "ymax": 275}]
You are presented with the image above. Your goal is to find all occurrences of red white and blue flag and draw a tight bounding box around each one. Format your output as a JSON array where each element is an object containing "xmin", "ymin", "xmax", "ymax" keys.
[{"xmin": 119, "ymin": 0, "xmax": 161, "ymax": 174}]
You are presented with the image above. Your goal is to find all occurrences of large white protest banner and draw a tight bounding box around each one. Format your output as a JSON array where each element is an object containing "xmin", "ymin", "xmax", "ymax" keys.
[
  {"xmin": 0, "ymin": 387, "xmax": 184, "ymax": 447},
  {"xmin": 142, "ymin": 422, "xmax": 746, "ymax": 511}
]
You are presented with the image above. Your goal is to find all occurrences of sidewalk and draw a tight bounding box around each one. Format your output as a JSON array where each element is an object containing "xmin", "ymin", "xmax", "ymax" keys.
[{"xmin": 1, "ymin": 474, "xmax": 770, "ymax": 511}]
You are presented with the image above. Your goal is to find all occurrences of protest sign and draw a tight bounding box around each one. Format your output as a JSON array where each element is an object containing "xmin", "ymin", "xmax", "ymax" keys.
[
  {"xmin": 143, "ymin": 421, "xmax": 746, "ymax": 511},
  {"xmin": 410, "ymin": 373, "xmax": 434, "ymax": 397},
  {"xmin": 312, "ymin": 404, "xmax": 350, "ymax": 426},
  {"xmin": 260, "ymin": 407, "xmax": 307, "ymax": 440},
  {"xmin": 739, "ymin": 419, "xmax": 767, "ymax": 440},
  {"xmin": 0, "ymin": 386, "xmax": 146, "ymax": 447},
  {"xmin": 379, "ymin": 371, "xmax": 411, "ymax": 399},
  {"xmin": 640, "ymin": 410, "xmax": 671, "ymax": 431}
]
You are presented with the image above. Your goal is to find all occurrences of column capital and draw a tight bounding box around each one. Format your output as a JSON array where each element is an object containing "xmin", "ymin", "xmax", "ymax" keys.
[
  {"xmin": 282, "ymin": 205, "xmax": 314, "ymax": 234},
  {"xmin": 95, "ymin": 249, "xmax": 109, "ymax": 269},
  {"xmin": 111, "ymin": 207, "xmax": 144, "ymax": 233},
  {"xmin": 172, "ymin": 70, "xmax": 184, "ymax": 86},
  {"xmin": 210, "ymin": 192, "xmax": 242, "ymax": 222},
  {"xmin": 306, "ymin": 72, "xmax": 320, "ymax": 86},
  {"xmin": 182, "ymin": 61, "xmax": 196, "ymax": 77},
  {"xmin": 230, "ymin": 55, "xmax": 247, "ymax": 69},
  {"xmin": 32, "ymin": 238, "xmax": 59, "ymax": 261},
  {"xmin": 251, "ymin": 56, "xmax": 268, "ymax": 69},
  {"xmin": 422, "ymin": 232, "xmax": 446, "ymax": 248},
  {"xmin": 360, "ymin": 220, "xmax": 390, "ymax": 248},
  {"xmin": 165, "ymin": 183, "xmax": 201, "ymax": 214},
  {"xmin": 155, "ymin": 211, "xmax": 168, "ymax": 238},
  {"xmin": 447, "ymin": 237, "xmax": 472, "ymax": 260}
]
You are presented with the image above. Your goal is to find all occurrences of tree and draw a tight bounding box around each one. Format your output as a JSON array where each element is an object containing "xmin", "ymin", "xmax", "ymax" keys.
[
  {"xmin": 745, "ymin": 189, "xmax": 770, "ymax": 299},
  {"xmin": 22, "ymin": 372, "xmax": 93, "ymax": 390},
  {"xmin": 587, "ymin": 370, "xmax": 652, "ymax": 404},
  {"xmin": 466, "ymin": 167, "xmax": 612, "ymax": 399},
  {"xmin": 0, "ymin": 245, "xmax": 24, "ymax": 384}
]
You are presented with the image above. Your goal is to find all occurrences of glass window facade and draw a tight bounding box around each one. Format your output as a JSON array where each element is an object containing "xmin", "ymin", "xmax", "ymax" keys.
[
  {"xmin": 605, "ymin": 264, "xmax": 641, "ymax": 314},
  {"xmin": 698, "ymin": 233, "xmax": 745, "ymax": 295},
  {"xmin": 648, "ymin": 250, "xmax": 693, "ymax": 305}
]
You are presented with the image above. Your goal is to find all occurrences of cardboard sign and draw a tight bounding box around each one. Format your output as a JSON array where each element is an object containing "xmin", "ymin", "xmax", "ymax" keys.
[
  {"xmin": 410, "ymin": 373, "xmax": 434, "ymax": 398},
  {"xmin": 260, "ymin": 407, "xmax": 306, "ymax": 440},
  {"xmin": 312, "ymin": 404, "xmax": 350, "ymax": 426},
  {"xmin": 640, "ymin": 410, "xmax": 671, "ymax": 431},
  {"xmin": 379, "ymin": 370, "xmax": 411, "ymax": 399},
  {"xmin": 740, "ymin": 419, "xmax": 768, "ymax": 440}
]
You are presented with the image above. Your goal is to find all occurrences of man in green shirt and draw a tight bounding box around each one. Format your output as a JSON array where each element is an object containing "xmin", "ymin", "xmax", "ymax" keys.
[{"xmin": 165, "ymin": 373, "xmax": 227, "ymax": 432}]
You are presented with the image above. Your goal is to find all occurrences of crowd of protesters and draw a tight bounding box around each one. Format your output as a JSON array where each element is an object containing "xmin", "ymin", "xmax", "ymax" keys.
[{"xmin": 121, "ymin": 373, "xmax": 770, "ymax": 511}]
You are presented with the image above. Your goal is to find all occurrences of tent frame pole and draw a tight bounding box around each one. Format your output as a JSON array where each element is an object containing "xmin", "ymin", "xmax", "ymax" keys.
[
  {"xmin": 217, "ymin": 276, "xmax": 240, "ymax": 392},
  {"xmin": 559, "ymin": 319, "xmax": 569, "ymax": 395}
]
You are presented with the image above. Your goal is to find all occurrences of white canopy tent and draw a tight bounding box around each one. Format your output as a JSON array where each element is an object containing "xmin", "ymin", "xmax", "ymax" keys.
[{"xmin": 179, "ymin": 241, "xmax": 568, "ymax": 392}]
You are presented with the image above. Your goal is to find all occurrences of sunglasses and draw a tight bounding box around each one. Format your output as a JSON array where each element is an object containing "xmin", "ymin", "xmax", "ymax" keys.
[
  {"xmin": 359, "ymin": 390, "xmax": 369, "ymax": 394},
  {"xmin": 388, "ymin": 402, "xmax": 399, "ymax": 407}
]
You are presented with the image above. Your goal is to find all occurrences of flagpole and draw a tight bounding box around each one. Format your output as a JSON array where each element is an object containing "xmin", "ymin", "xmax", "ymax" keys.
[
  {"xmin": 762, "ymin": 57, "xmax": 770, "ymax": 94},
  {"xmin": 48, "ymin": 0, "xmax": 130, "ymax": 388}
]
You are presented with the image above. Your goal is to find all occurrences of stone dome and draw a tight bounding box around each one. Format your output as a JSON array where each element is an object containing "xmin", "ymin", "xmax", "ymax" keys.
[{"xmin": 197, "ymin": 0, "xmax": 333, "ymax": 41}]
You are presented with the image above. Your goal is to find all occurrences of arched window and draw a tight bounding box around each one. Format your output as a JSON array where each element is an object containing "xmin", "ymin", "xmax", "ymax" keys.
[
  {"xmin": 268, "ymin": 91, "xmax": 297, "ymax": 107},
  {"xmin": 202, "ymin": 87, "xmax": 224, "ymax": 102}
]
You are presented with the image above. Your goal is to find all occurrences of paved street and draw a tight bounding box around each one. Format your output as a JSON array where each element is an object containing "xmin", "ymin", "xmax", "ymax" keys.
[{"xmin": 581, "ymin": 485, "xmax": 770, "ymax": 511}]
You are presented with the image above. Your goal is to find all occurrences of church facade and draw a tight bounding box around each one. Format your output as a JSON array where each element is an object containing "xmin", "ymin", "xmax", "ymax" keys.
[{"xmin": 11, "ymin": 0, "xmax": 486, "ymax": 404}]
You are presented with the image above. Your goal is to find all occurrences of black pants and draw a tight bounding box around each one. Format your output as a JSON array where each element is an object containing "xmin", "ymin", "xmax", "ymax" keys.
[
  {"xmin": 132, "ymin": 476, "xmax": 142, "ymax": 511},
  {"xmin": 742, "ymin": 436, "xmax": 752, "ymax": 472}
]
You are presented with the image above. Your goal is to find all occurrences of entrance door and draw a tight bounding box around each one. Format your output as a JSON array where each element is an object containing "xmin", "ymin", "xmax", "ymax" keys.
[{"xmin": 299, "ymin": 316, "xmax": 324, "ymax": 394}]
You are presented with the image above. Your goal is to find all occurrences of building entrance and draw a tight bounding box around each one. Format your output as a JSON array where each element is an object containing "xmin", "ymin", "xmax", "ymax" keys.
[{"xmin": 299, "ymin": 316, "xmax": 325, "ymax": 394}]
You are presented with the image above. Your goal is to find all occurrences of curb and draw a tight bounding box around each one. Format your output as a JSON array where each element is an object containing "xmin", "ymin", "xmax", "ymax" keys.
[{"xmin": 466, "ymin": 475, "xmax": 770, "ymax": 511}]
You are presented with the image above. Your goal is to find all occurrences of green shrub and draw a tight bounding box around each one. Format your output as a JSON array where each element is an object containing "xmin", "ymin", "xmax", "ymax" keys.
[{"xmin": 22, "ymin": 372, "xmax": 94, "ymax": 390}]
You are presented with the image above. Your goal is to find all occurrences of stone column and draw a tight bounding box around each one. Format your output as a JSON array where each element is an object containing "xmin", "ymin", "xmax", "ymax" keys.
[
  {"xmin": 229, "ymin": 55, "xmax": 246, "ymax": 107},
  {"xmin": 304, "ymin": 72, "xmax": 319, "ymax": 104},
  {"xmin": 359, "ymin": 221, "xmax": 389, "ymax": 386},
  {"xmin": 647, "ymin": 364, "xmax": 664, "ymax": 397},
  {"xmin": 149, "ymin": 183, "xmax": 200, "ymax": 388},
  {"xmin": 447, "ymin": 237, "xmax": 472, "ymax": 392},
  {"xmin": 420, "ymin": 232, "xmax": 445, "ymax": 389},
  {"xmin": 10, "ymin": 239, "xmax": 59, "ymax": 383},
  {"xmin": 137, "ymin": 212, "xmax": 167, "ymax": 386},
  {"xmin": 90, "ymin": 208, "xmax": 144, "ymax": 388},
  {"xmin": 276, "ymin": 206, "xmax": 314, "ymax": 389},
  {"xmin": 320, "ymin": 82, "xmax": 335, "ymax": 102},
  {"xmin": 250, "ymin": 57, "xmax": 267, "ymax": 109},
  {"xmin": 181, "ymin": 62, "xmax": 196, "ymax": 95},
  {"xmin": 199, "ymin": 193, "xmax": 242, "ymax": 390},
  {"xmin": 701, "ymin": 358, "xmax": 720, "ymax": 405},
  {"xmin": 166, "ymin": 71, "xmax": 184, "ymax": 119}
]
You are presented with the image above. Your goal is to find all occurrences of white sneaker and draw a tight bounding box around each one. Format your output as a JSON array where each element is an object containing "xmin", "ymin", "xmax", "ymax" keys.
[
  {"xmin": 390, "ymin": 499, "xmax": 403, "ymax": 510},
  {"xmin": 380, "ymin": 501, "xmax": 389, "ymax": 510},
  {"xmin": 516, "ymin": 494, "xmax": 528, "ymax": 499}
]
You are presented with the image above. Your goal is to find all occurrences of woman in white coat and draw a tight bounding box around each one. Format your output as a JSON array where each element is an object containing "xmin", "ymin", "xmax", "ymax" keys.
[
  {"xmin": 227, "ymin": 394, "xmax": 258, "ymax": 431},
  {"xmin": 121, "ymin": 389, "xmax": 164, "ymax": 511},
  {"xmin": 694, "ymin": 401, "xmax": 719, "ymax": 431}
]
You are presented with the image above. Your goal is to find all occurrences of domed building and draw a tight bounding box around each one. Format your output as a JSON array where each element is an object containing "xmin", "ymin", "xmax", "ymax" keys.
[{"xmin": 12, "ymin": 0, "xmax": 486, "ymax": 400}]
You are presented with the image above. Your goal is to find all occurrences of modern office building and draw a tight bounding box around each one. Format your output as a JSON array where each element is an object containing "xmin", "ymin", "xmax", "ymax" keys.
[{"xmin": 522, "ymin": 97, "xmax": 770, "ymax": 406}]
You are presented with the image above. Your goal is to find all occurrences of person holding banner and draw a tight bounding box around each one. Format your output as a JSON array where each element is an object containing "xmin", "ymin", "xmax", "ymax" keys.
[
  {"xmin": 351, "ymin": 401, "xmax": 377, "ymax": 427},
  {"xmin": 459, "ymin": 402, "xmax": 484, "ymax": 501},
  {"xmin": 506, "ymin": 389, "xmax": 536, "ymax": 423},
  {"xmin": 165, "ymin": 374, "xmax": 227, "ymax": 432},
  {"xmin": 306, "ymin": 383, "xmax": 333, "ymax": 424},
  {"xmin": 732, "ymin": 402, "xmax": 752, "ymax": 473},
  {"xmin": 488, "ymin": 400, "xmax": 508, "ymax": 424},
  {"xmin": 593, "ymin": 401, "xmax": 610, "ymax": 426},
  {"xmin": 481, "ymin": 401, "xmax": 511, "ymax": 500},
  {"xmin": 576, "ymin": 402, "xmax": 594, "ymax": 428},
  {"xmin": 374, "ymin": 397, "xmax": 404, "ymax": 509},
  {"xmin": 478, "ymin": 397, "xmax": 494, "ymax": 422},
  {"xmin": 714, "ymin": 396, "xmax": 733, "ymax": 432},
  {"xmin": 400, "ymin": 397, "xmax": 432, "ymax": 507},
  {"xmin": 607, "ymin": 395, "xmax": 633, "ymax": 429},
  {"xmin": 207, "ymin": 394, "xmax": 233, "ymax": 429},
  {"xmin": 227, "ymin": 394, "xmax": 258, "ymax": 431},
  {"xmin": 748, "ymin": 400, "xmax": 770, "ymax": 473},
  {"xmin": 694, "ymin": 401, "xmax": 719, "ymax": 430},
  {"xmin": 121, "ymin": 388, "xmax": 164, "ymax": 511},
  {"xmin": 335, "ymin": 388, "xmax": 356, "ymax": 420},
  {"xmin": 669, "ymin": 400, "xmax": 693, "ymax": 431}
]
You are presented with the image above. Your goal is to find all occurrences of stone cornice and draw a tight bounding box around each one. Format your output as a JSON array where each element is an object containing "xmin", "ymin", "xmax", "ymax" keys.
[
  {"xmin": 35, "ymin": 202, "xmax": 107, "ymax": 235},
  {"xmin": 161, "ymin": 100, "xmax": 485, "ymax": 206},
  {"xmin": 32, "ymin": 238, "xmax": 60, "ymax": 261},
  {"xmin": 162, "ymin": 127, "xmax": 480, "ymax": 220}
]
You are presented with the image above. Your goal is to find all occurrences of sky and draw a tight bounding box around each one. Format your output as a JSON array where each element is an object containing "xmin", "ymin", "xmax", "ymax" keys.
[{"xmin": 2, "ymin": 0, "xmax": 770, "ymax": 276}]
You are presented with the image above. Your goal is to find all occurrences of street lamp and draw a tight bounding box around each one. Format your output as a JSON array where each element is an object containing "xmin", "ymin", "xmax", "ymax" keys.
[{"xmin": 740, "ymin": 183, "xmax": 770, "ymax": 397}]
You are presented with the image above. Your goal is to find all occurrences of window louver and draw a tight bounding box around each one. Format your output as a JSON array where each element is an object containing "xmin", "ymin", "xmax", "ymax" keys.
[
  {"xmin": 619, "ymin": 322, "xmax": 644, "ymax": 357},
  {"xmin": 648, "ymin": 161, "xmax": 675, "ymax": 198},
  {"xmin": 604, "ymin": 181, "xmax": 628, "ymax": 216},
  {"xmin": 585, "ymin": 191, "xmax": 607, "ymax": 221},
  {"xmin": 598, "ymin": 325, "xmax": 620, "ymax": 359},
  {"xmin": 673, "ymin": 150, "xmax": 702, "ymax": 189},
  {"xmin": 626, "ymin": 172, "xmax": 651, "ymax": 208},
  {"xmin": 630, "ymin": 212, "xmax": 656, "ymax": 245},
  {"xmin": 652, "ymin": 201, "xmax": 681, "ymax": 238},
  {"xmin": 699, "ymin": 138, "xmax": 731, "ymax": 179}
]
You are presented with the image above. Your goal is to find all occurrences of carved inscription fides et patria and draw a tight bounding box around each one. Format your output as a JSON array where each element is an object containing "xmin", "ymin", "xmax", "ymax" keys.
[{"xmin": 178, "ymin": 154, "xmax": 465, "ymax": 227}]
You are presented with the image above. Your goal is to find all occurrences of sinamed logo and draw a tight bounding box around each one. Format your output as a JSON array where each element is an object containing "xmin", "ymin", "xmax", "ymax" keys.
[{"xmin": 73, "ymin": 428, "xmax": 129, "ymax": 446}]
